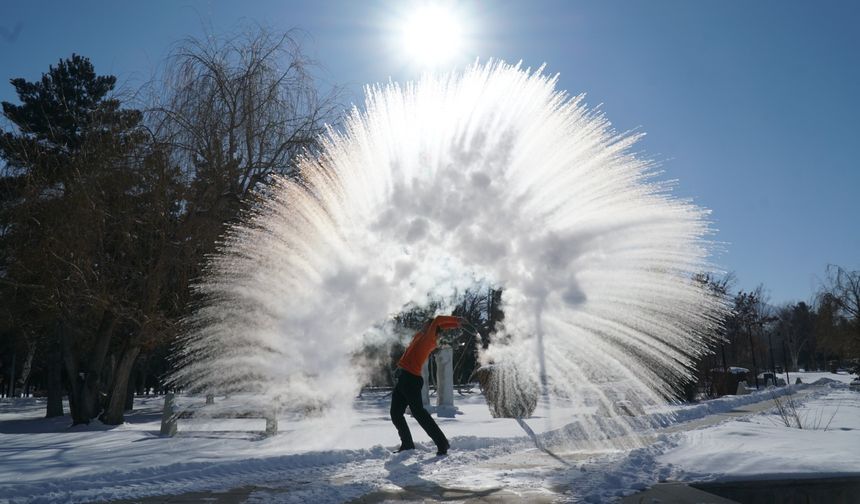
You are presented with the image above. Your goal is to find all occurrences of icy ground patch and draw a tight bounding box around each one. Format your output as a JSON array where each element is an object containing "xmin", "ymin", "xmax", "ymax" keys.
[{"xmin": 1, "ymin": 372, "xmax": 858, "ymax": 503}]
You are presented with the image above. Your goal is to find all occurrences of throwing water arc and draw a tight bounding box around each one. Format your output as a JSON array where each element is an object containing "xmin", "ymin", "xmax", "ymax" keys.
[{"xmin": 171, "ymin": 61, "xmax": 726, "ymax": 447}]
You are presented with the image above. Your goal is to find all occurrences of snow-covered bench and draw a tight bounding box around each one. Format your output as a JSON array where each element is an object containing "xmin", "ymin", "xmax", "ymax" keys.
[{"xmin": 160, "ymin": 393, "xmax": 278, "ymax": 437}]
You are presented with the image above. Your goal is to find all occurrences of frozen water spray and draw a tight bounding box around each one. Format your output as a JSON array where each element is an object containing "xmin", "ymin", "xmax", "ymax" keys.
[{"xmin": 170, "ymin": 61, "xmax": 726, "ymax": 447}]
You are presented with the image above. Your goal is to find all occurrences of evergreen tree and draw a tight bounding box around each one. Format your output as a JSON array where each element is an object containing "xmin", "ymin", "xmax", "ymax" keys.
[{"xmin": 0, "ymin": 54, "xmax": 157, "ymax": 424}]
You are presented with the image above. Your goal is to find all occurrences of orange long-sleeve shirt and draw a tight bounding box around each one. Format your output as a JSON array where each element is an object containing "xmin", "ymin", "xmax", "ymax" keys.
[{"xmin": 397, "ymin": 315, "xmax": 461, "ymax": 376}]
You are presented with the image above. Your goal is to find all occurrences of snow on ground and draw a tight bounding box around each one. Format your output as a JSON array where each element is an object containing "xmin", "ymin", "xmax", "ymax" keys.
[
  {"xmin": 1, "ymin": 371, "xmax": 858, "ymax": 503},
  {"xmin": 659, "ymin": 376, "xmax": 860, "ymax": 482}
]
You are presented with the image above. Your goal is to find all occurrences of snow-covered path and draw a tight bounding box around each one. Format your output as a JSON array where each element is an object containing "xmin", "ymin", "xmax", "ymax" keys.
[{"xmin": 1, "ymin": 372, "xmax": 858, "ymax": 503}]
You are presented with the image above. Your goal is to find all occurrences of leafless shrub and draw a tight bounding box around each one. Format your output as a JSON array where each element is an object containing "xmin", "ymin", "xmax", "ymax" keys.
[
  {"xmin": 772, "ymin": 390, "xmax": 841, "ymax": 431},
  {"xmin": 772, "ymin": 391, "xmax": 802, "ymax": 429}
]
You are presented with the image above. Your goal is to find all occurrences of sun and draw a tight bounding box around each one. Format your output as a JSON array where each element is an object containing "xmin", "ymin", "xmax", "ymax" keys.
[{"xmin": 399, "ymin": 3, "xmax": 465, "ymax": 68}]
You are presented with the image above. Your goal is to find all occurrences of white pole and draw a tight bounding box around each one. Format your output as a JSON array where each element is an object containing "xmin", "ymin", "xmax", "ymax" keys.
[
  {"xmin": 435, "ymin": 346, "xmax": 456, "ymax": 417},
  {"xmin": 160, "ymin": 393, "xmax": 177, "ymax": 436}
]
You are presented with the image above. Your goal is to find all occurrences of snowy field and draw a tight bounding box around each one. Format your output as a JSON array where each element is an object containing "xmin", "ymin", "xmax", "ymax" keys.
[{"xmin": 1, "ymin": 371, "xmax": 858, "ymax": 503}]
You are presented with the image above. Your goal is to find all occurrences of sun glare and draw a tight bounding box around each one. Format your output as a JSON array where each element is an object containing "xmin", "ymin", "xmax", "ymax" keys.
[{"xmin": 400, "ymin": 3, "xmax": 464, "ymax": 68}]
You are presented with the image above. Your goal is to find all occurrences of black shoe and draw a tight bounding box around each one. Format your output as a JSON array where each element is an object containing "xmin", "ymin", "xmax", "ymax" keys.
[
  {"xmin": 394, "ymin": 444, "xmax": 415, "ymax": 453},
  {"xmin": 436, "ymin": 440, "xmax": 450, "ymax": 456}
]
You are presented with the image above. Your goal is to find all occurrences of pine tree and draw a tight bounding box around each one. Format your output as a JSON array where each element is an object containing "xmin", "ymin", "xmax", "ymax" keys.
[{"xmin": 0, "ymin": 54, "xmax": 150, "ymax": 424}]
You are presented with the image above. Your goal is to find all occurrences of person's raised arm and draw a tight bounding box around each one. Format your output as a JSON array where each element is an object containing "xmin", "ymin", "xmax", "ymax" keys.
[{"xmin": 434, "ymin": 315, "xmax": 462, "ymax": 330}]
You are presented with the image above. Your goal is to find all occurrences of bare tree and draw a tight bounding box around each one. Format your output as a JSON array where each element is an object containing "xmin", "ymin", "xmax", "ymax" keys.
[
  {"xmin": 816, "ymin": 265, "xmax": 860, "ymax": 363},
  {"xmin": 774, "ymin": 302, "xmax": 815, "ymax": 371},
  {"xmin": 151, "ymin": 27, "xmax": 341, "ymax": 277},
  {"xmin": 822, "ymin": 265, "xmax": 860, "ymax": 322}
]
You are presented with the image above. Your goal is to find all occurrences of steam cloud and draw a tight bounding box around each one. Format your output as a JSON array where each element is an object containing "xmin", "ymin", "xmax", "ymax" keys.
[{"xmin": 171, "ymin": 61, "xmax": 725, "ymax": 446}]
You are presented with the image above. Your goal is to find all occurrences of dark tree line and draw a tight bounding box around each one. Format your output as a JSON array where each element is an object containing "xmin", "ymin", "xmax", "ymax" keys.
[
  {"xmin": 0, "ymin": 27, "xmax": 339, "ymax": 425},
  {"xmin": 692, "ymin": 265, "xmax": 860, "ymax": 398}
]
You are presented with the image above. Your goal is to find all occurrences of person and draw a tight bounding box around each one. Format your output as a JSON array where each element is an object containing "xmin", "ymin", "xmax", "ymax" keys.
[{"xmin": 390, "ymin": 315, "xmax": 462, "ymax": 455}]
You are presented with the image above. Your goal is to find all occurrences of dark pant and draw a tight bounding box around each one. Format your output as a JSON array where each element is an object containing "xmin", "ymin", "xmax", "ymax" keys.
[{"xmin": 390, "ymin": 369, "xmax": 448, "ymax": 449}]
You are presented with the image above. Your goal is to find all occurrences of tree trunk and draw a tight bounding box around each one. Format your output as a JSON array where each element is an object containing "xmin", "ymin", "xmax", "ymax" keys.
[
  {"xmin": 63, "ymin": 310, "xmax": 117, "ymax": 425},
  {"xmin": 20, "ymin": 341, "xmax": 36, "ymax": 396},
  {"xmin": 7, "ymin": 352, "xmax": 16, "ymax": 398},
  {"xmin": 61, "ymin": 322, "xmax": 84, "ymax": 424},
  {"xmin": 101, "ymin": 353, "xmax": 116, "ymax": 414},
  {"xmin": 101, "ymin": 345, "xmax": 140, "ymax": 425},
  {"xmin": 65, "ymin": 372, "xmax": 78, "ymax": 420},
  {"xmin": 124, "ymin": 365, "xmax": 136, "ymax": 412},
  {"xmin": 46, "ymin": 343, "xmax": 64, "ymax": 418}
]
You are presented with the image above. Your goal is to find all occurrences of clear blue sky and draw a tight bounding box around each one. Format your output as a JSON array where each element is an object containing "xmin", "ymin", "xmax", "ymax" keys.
[{"xmin": 1, "ymin": 1, "xmax": 858, "ymax": 305}]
